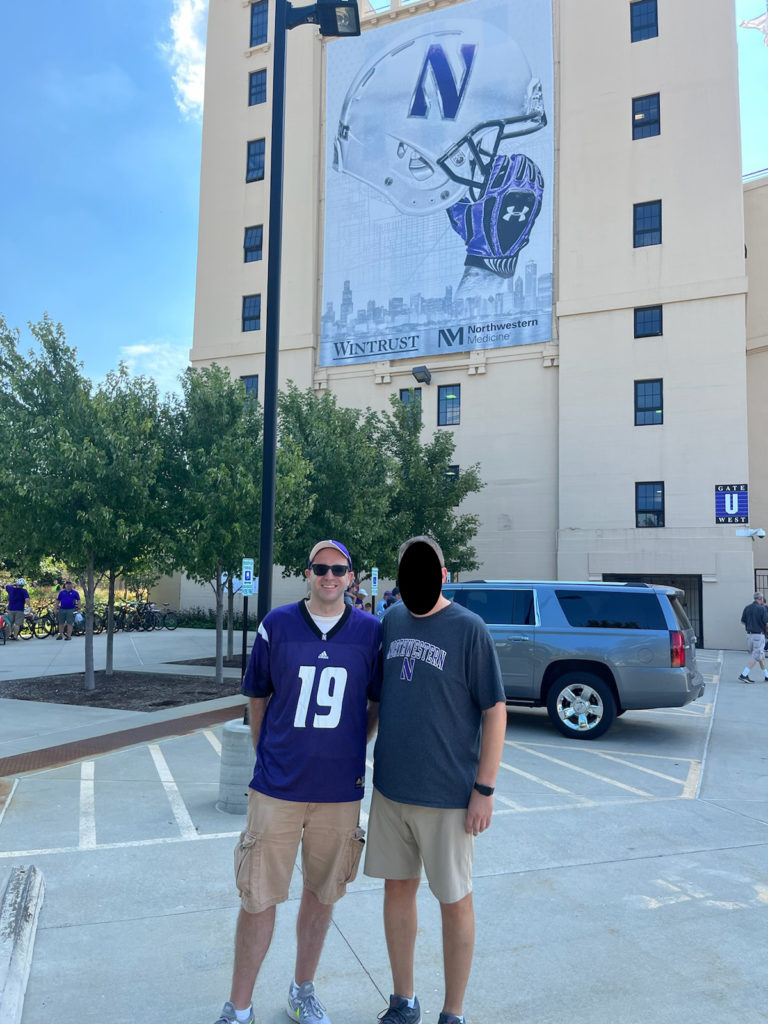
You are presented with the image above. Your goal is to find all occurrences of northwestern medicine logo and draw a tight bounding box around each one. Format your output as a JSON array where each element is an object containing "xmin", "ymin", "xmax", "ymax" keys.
[
  {"xmin": 438, "ymin": 319, "xmax": 539, "ymax": 348},
  {"xmin": 409, "ymin": 42, "xmax": 477, "ymax": 120}
]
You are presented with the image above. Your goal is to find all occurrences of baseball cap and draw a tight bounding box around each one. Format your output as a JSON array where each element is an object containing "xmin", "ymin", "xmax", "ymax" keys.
[
  {"xmin": 308, "ymin": 540, "xmax": 352, "ymax": 567},
  {"xmin": 15, "ymin": 578, "xmax": 25, "ymax": 586}
]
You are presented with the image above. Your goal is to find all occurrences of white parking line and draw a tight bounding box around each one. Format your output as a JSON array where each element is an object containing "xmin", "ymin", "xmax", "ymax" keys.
[
  {"xmin": 203, "ymin": 729, "xmax": 222, "ymax": 755},
  {"xmin": 507, "ymin": 742, "xmax": 653, "ymax": 797},
  {"xmin": 589, "ymin": 751, "xmax": 686, "ymax": 784},
  {"xmin": 0, "ymin": 779, "xmax": 18, "ymax": 828},
  {"xmin": 148, "ymin": 744, "xmax": 198, "ymax": 839},
  {"xmin": 499, "ymin": 759, "xmax": 588, "ymax": 800},
  {"xmin": 79, "ymin": 761, "xmax": 96, "ymax": 849}
]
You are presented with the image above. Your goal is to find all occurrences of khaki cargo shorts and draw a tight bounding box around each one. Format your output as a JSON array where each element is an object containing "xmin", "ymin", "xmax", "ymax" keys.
[
  {"xmin": 234, "ymin": 790, "xmax": 365, "ymax": 914},
  {"xmin": 747, "ymin": 633, "xmax": 766, "ymax": 659},
  {"xmin": 364, "ymin": 788, "xmax": 474, "ymax": 905}
]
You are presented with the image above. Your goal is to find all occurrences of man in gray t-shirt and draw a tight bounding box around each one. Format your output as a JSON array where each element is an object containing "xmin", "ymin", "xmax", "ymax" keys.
[{"xmin": 364, "ymin": 536, "xmax": 507, "ymax": 1024}]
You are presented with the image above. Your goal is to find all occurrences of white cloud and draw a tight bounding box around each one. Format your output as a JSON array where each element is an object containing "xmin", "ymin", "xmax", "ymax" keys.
[
  {"xmin": 162, "ymin": 0, "xmax": 208, "ymax": 120},
  {"xmin": 119, "ymin": 340, "xmax": 191, "ymax": 397}
]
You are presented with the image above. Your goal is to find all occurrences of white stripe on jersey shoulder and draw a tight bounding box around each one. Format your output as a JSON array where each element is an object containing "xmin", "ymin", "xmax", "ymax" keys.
[{"xmin": 258, "ymin": 622, "xmax": 269, "ymax": 643}]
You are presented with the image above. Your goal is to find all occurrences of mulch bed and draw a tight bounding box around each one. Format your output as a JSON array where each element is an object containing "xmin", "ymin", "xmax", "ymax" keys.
[{"xmin": 0, "ymin": 671, "xmax": 243, "ymax": 711}]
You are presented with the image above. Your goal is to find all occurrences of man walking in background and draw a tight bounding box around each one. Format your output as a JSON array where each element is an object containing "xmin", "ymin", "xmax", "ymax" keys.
[{"xmin": 738, "ymin": 590, "xmax": 768, "ymax": 683}]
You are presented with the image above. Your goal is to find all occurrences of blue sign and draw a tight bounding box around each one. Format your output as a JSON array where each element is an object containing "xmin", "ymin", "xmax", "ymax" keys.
[
  {"xmin": 715, "ymin": 484, "xmax": 748, "ymax": 524},
  {"xmin": 371, "ymin": 567, "xmax": 379, "ymax": 596},
  {"xmin": 241, "ymin": 557, "xmax": 255, "ymax": 596}
]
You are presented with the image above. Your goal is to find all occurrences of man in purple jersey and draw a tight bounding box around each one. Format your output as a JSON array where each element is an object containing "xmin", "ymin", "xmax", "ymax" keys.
[
  {"xmin": 212, "ymin": 540, "xmax": 382, "ymax": 1024},
  {"xmin": 4, "ymin": 578, "xmax": 30, "ymax": 640},
  {"xmin": 55, "ymin": 579, "xmax": 80, "ymax": 640}
]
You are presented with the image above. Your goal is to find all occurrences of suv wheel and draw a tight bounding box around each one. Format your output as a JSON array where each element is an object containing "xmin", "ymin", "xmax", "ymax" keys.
[{"xmin": 546, "ymin": 672, "xmax": 617, "ymax": 740}]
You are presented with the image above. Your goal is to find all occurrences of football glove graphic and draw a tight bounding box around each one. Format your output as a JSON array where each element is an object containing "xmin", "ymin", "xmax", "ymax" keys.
[{"xmin": 447, "ymin": 153, "xmax": 544, "ymax": 277}]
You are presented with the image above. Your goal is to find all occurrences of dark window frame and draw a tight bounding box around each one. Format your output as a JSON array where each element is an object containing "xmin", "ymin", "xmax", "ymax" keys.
[
  {"xmin": 634, "ymin": 200, "xmax": 662, "ymax": 247},
  {"xmin": 248, "ymin": 69, "xmax": 267, "ymax": 106},
  {"xmin": 632, "ymin": 93, "xmax": 660, "ymax": 139},
  {"xmin": 246, "ymin": 139, "xmax": 266, "ymax": 182},
  {"xmin": 437, "ymin": 383, "xmax": 461, "ymax": 426},
  {"xmin": 244, "ymin": 225, "xmax": 263, "ymax": 263},
  {"xmin": 636, "ymin": 481, "xmax": 665, "ymax": 528},
  {"xmin": 399, "ymin": 387, "xmax": 422, "ymax": 405},
  {"xmin": 250, "ymin": 1, "xmax": 269, "ymax": 46},
  {"xmin": 242, "ymin": 294, "xmax": 262, "ymax": 332},
  {"xmin": 240, "ymin": 375, "xmax": 259, "ymax": 400},
  {"xmin": 634, "ymin": 378, "xmax": 663, "ymax": 426},
  {"xmin": 630, "ymin": 0, "xmax": 658, "ymax": 42},
  {"xmin": 634, "ymin": 305, "xmax": 663, "ymax": 337}
]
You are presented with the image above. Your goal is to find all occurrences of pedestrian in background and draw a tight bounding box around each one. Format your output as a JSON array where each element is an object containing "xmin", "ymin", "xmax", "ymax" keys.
[
  {"xmin": 55, "ymin": 580, "xmax": 81, "ymax": 640},
  {"xmin": 738, "ymin": 590, "xmax": 768, "ymax": 682},
  {"xmin": 4, "ymin": 578, "xmax": 30, "ymax": 640}
]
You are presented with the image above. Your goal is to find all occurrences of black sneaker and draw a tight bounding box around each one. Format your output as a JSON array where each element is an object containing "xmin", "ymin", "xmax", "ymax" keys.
[
  {"xmin": 738, "ymin": 672, "xmax": 754, "ymax": 683},
  {"xmin": 379, "ymin": 995, "xmax": 421, "ymax": 1024}
]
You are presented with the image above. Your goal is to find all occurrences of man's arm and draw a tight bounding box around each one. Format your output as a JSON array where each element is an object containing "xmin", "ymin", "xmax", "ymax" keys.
[
  {"xmin": 248, "ymin": 696, "xmax": 269, "ymax": 751},
  {"xmin": 366, "ymin": 699, "xmax": 379, "ymax": 742},
  {"xmin": 465, "ymin": 700, "xmax": 507, "ymax": 836}
]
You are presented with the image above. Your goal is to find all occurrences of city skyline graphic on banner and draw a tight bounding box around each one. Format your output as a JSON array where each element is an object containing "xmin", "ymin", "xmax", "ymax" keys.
[{"xmin": 320, "ymin": 0, "xmax": 554, "ymax": 368}]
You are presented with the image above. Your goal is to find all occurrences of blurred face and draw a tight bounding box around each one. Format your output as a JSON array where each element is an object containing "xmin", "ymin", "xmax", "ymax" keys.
[{"xmin": 305, "ymin": 547, "xmax": 352, "ymax": 613}]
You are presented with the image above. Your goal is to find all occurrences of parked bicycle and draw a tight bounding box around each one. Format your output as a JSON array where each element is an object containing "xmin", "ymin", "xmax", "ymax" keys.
[{"xmin": 150, "ymin": 602, "xmax": 179, "ymax": 630}]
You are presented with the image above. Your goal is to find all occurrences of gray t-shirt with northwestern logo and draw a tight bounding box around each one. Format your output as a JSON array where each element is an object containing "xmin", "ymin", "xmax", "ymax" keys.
[{"xmin": 373, "ymin": 600, "xmax": 505, "ymax": 809}]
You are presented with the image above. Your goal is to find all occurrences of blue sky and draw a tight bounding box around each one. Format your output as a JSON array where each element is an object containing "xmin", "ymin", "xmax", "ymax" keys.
[{"xmin": 0, "ymin": 1, "xmax": 766, "ymax": 395}]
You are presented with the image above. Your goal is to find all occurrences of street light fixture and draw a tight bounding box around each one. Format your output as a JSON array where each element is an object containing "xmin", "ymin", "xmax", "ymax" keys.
[{"xmin": 256, "ymin": 0, "xmax": 361, "ymax": 631}]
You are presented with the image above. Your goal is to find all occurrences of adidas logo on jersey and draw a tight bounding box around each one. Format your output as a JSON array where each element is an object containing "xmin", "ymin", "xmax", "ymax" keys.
[{"xmin": 318, "ymin": 650, "xmax": 329, "ymax": 659}]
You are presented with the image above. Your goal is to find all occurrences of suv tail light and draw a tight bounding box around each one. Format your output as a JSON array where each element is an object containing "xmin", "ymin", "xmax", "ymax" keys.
[{"xmin": 670, "ymin": 630, "xmax": 686, "ymax": 668}]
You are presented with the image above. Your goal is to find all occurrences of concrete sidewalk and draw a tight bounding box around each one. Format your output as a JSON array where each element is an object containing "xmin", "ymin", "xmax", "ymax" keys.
[{"xmin": 1, "ymin": 648, "xmax": 767, "ymax": 1024}]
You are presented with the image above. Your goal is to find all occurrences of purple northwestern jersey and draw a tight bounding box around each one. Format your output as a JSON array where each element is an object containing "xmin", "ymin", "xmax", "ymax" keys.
[{"xmin": 242, "ymin": 601, "xmax": 382, "ymax": 803}]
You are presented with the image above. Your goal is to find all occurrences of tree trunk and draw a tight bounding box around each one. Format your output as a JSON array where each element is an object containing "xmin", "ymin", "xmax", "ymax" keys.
[
  {"xmin": 227, "ymin": 577, "xmax": 235, "ymax": 659},
  {"xmin": 84, "ymin": 554, "xmax": 96, "ymax": 691},
  {"xmin": 215, "ymin": 557, "xmax": 224, "ymax": 685},
  {"xmin": 105, "ymin": 571, "xmax": 116, "ymax": 676}
]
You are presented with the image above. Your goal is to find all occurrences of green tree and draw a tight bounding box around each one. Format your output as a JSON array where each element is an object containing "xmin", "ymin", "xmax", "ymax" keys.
[
  {"xmin": 379, "ymin": 393, "xmax": 484, "ymax": 578},
  {"xmin": 277, "ymin": 383, "xmax": 394, "ymax": 580},
  {"xmin": 171, "ymin": 366, "xmax": 311, "ymax": 682},
  {"xmin": 0, "ymin": 316, "xmax": 173, "ymax": 687}
]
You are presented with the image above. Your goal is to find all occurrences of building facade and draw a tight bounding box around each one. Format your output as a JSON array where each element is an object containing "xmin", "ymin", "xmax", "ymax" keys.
[{"xmin": 191, "ymin": 0, "xmax": 757, "ymax": 649}]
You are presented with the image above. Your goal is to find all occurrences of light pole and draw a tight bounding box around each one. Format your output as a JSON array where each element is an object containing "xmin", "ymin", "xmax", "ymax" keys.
[{"xmin": 256, "ymin": 0, "xmax": 361, "ymax": 627}]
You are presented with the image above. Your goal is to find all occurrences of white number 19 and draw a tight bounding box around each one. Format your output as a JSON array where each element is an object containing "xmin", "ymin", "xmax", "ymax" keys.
[{"xmin": 294, "ymin": 665, "xmax": 348, "ymax": 729}]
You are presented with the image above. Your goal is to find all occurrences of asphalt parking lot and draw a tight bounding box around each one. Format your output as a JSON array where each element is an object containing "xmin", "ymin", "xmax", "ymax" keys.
[{"xmin": 1, "ymin": 645, "xmax": 767, "ymax": 1024}]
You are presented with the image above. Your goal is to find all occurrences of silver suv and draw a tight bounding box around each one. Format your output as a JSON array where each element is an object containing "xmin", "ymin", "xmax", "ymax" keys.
[{"xmin": 442, "ymin": 580, "xmax": 705, "ymax": 740}]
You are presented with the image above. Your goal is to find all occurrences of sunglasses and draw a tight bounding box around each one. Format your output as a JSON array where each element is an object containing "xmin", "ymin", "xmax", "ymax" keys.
[{"xmin": 310, "ymin": 563, "xmax": 350, "ymax": 577}]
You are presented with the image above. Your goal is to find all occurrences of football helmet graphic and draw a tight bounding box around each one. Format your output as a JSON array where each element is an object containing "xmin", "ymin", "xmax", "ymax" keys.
[{"xmin": 333, "ymin": 23, "xmax": 546, "ymax": 216}]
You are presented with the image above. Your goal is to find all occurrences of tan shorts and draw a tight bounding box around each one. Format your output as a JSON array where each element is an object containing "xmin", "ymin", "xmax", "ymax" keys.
[
  {"xmin": 363, "ymin": 789, "xmax": 474, "ymax": 905},
  {"xmin": 234, "ymin": 790, "xmax": 365, "ymax": 914}
]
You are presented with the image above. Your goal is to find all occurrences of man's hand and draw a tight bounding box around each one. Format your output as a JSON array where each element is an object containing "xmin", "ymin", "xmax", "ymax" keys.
[{"xmin": 465, "ymin": 789, "xmax": 494, "ymax": 836}]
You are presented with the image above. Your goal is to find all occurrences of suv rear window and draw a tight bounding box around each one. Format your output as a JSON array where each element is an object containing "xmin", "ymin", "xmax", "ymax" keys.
[
  {"xmin": 555, "ymin": 590, "xmax": 667, "ymax": 630},
  {"xmin": 444, "ymin": 588, "xmax": 535, "ymax": 625},
  {"xmin": 668, "ymin": 595, "xmax": 692, "ymax": 632}
]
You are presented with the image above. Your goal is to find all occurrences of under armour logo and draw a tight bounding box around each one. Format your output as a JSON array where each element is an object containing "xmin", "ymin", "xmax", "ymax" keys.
[
  {"xmin": 503, "ymin": 204, "xmax": 530, "ymax": 223},
  {"xmin": 318, "ymin": 651, "xmax": 329, "ymax": 660}
]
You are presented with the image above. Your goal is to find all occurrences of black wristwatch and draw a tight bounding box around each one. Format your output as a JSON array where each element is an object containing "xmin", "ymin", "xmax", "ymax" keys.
[{"xmin": 473, "ymin": 782, "xmax": 494, "ymax": 797}]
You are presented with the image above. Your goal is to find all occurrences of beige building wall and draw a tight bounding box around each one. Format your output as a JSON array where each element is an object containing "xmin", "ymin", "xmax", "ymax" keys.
[
  {"xmin": 745, "ymin": 175, "xmax": 768, "ymax": 593},
  {"xmin": 191, "ymin": 0, "xmax": 755, "ymax": 646}
]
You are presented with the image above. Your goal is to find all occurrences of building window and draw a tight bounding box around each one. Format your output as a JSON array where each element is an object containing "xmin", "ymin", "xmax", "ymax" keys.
[
  {"xmin": 250, "ymin": 1, "xmax": 269, "ymax": 46},
  {"xmin": 445, "ymin": 464, "xmax": 459, "ymax": 484},
  {"xmin": 634, "ymin": 379, "xmax": 663, "ymax": 425},
  {"xmin": 634, "ymin": 200, "xmax": 662, "ymax": 247},
  {"xmin": 246, "ymin": 139, "xmax": 266, "ymax": 182},
  {"xmin": 249, "ymin": 69, "xmax": 267, "ymax": 106},
  {"xmin": 636, "ymin": 481, "xmax": 665, "ymax": 528},
  {"xmin": 630, "ymin": 0, "xmax": 658, "ymax": 42},
  {"xmin": 632, "ymin": 93, "xmax": 660, "ymax": 139},
  {"xmin": 399, "ymin": 387, "xmax": 422, "ymax": 404},
  {"xmin": 438, "ymin": 384, "xmax": 461, "ymax": 426},
  {"xmin": 634, "ymin": 305, "xmax": 663, "ymax": 337},
  {"xmin": 242, "ymin": 294, "xmax": 261, "ymax": 332},
  {"xmin": 241, "ymin": 375, "xmax": 259, "ymax": 400},
  {"xmin": 244, "ymin": 225, "xmax": 263, "ymax": 262}
]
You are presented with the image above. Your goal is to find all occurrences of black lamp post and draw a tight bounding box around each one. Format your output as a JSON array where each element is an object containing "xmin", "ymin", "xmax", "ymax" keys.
[{"xmin": 256, "ymin": 0, "xmax": 361, "ymax": 629}]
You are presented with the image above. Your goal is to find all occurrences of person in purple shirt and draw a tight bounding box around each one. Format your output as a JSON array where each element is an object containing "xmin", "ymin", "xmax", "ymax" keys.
[
  {"xmin": 212, "ymin": 540, "xmax": 382, "ymax": 1024},
  {"xmin": 4, "ymin": 578, "xmax": 30, "ymax": 640},
  {"xmin": 55, "ymin": 580, "xmax": 81, "ymax": 641}
]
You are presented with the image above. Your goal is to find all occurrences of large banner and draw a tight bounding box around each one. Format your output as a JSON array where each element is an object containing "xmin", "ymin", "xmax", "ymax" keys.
[{"xmin": 320, "ymin": 0, "xmax": 554, "ymax": 368}]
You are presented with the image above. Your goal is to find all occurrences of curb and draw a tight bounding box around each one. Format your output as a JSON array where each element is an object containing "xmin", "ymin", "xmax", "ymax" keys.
[{"xmin": 0, "ymin": 865, "xmax": 45, "ymax": 1024}]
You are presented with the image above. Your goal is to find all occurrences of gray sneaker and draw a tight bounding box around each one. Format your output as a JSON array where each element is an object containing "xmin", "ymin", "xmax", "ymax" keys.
[
  {"xmin": 214, "ymin": 1001, "xmax": 253, "ymax": 1024},
  {"xmin": 378, "ymin": 994, "xmax": 422, "ymax": 1024},
  {"xmin": 287, "ymin": 981, "xmax": 331, "ymax": 1024}
]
